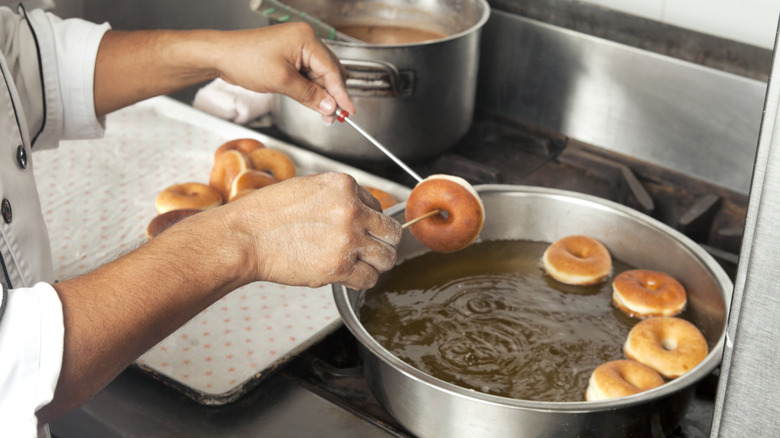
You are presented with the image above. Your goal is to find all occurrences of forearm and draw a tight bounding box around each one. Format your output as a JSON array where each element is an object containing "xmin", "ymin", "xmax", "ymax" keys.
[
  {"xmin": 36, "ymin": 210, "xmax": 252, "ymax": 423},
  {"xmin": 93, "ymin": 23, "xmax": 355, "ymax": 119},
  {"xmin": 93, "ymin": 29, "xmax": 224, "ymax": 116},
  {"xmin": 35, "ymin": 173, "xmax": 400, "ymax": 423}
]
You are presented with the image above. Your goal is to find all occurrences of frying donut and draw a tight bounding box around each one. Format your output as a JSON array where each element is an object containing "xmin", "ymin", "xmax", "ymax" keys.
[
  {"xmin": 155, "ymin": 182, "xmax": 223, "ymax": 214},
  {"xmin": 248, "ymin": 148, "xmax": 296, "ymax": 181},
  {"xmin": 585, "ymin": 359, "xmax": 665, "ymax": 401},
  {"xmin": 612, "ymin": 269, "xmax": 687, "ymax": 318},
  {"xmin": 624, "ymin": 316, "xmax": 708, "ymax": 379},
  {"xmin": 214, "ymin": 138, "xmax": 265, "ymax": 158},
  {"xmin": 364, "ymin": 186, "xmax": 398, "ymax": 210},
  {"xmin": 228, "ymin": 169, "xmax": 277, "ymax": 202},
  {"xmin": 146, "ymin": 209, "xmax": 201, "ymax": 239},
  {"xmin": 542, "ymin": 235, "xmax": 612, "ymax": 286},
  {"xmin": 209, "ymin": 149, "xmax": 250, "ymax": 200},
  {"xmin": 405, "ymin": 174, "xmax": 484, "ymax": 253}
]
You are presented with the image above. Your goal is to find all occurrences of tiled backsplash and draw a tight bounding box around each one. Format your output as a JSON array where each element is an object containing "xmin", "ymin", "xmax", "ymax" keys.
[{"xmin": 581, "ymin": 0, "xmax": 779, "ymax": 49}]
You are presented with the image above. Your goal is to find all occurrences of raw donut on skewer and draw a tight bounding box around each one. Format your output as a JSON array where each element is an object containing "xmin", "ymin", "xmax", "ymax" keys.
[
  {"xmin": 612, "ymin": 269, "xmax": 687, "ymax": 318},
  {"xmin": 405, "ymin": 174, "xmax": 485, "ymax": 253},
  {"xmin": 585, "ymin": 359, "xmax": 665, "ymax": 401},
  {"xmin": 624, "ymin": 316, "xmax": 708, "ymax": 379},
  {"xmin": 155, "ymin": 182, "xmax": 223, "ymax": 214},
  {"xmin": 542, "ymin": 235, "xmax": 612, "ymax": 286}
]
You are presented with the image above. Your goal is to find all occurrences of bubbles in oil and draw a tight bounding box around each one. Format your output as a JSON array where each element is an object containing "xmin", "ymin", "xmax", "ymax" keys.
[{"xmin": 359, "ymin": 240, "xmax": 638, "ymax": 402}]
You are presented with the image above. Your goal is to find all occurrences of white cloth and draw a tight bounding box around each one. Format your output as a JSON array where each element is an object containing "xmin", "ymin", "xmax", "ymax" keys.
[
  {"xmin": 193, "ymin": 78, "xmax": 275, "ymax": 125},
  {"xmin": 0, "ymin": 6, "xmax": 109, "ymax": 437}
]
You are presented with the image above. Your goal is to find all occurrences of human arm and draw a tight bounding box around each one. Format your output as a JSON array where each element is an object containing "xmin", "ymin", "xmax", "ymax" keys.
[
  {"xmin": 14, "ymin": 8, "xmax": 380, "ymax": 425},
  {"xmin": 93, "ymin": 22, "xmax": 355, "ymax": 121},
  {"xmin": 36, "ymin": 173, "xmax": 401, "ymax": 423}
]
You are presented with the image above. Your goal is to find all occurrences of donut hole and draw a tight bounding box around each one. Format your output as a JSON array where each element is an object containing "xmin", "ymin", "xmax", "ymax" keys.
[
  {"xmin": 256, "ymin": 167, "xmax": 277, "ymax": 179},
  {"xmin": 566, "ymin": 246, "xmax": 590, "ymax": 259},
  {"xmin": 438, "ymin": 209, "xmax": 450, "ymax": 220},
  {"xmin": 661, "ymin": 338, "xmax": 678, "ymax": 351},
  {"xmin": 624, "ymin": 373, "xmax": 646, "ymax": 391}
]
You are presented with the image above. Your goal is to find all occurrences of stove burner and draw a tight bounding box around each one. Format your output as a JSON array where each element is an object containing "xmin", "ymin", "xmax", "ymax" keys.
[
  {"xmin": 259, "ymin": 109, "xmax": 745, "ymax": 437},
  {"xmin": 557, "ymin": 147, "xmax": 655, "ymax": 215}
]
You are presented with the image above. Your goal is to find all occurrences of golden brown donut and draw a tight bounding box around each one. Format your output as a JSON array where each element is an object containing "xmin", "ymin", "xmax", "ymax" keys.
[
  {"xmin": 542, "ymin": 235, "xmax": 612, "ymax": 285},
  {"xmin": 624, "ymin": 316, "xmax": 708, "ymax": 379},
  {"xmin": 405, "ymin": 174, "xmax": 484, "ymax": 253},
  {"xmin": 364, "ymin": 186, "xmax": 398, "ymax": 210},
  {"xmin": 214, "ymin": 138, "xmax": 265, "ymax": 159},
  {"xmin": 585, "ymin": 359, "xmax": 665, "ymax": 401},
  {"xmin": 228, "ymin": 169, "xmax": 277, "ymax": 202},
  {"xmin": 155, "ymin": 182, "xmax": 223, "ymax": 214},
  {"xmin": 146, "ymin": 209, "xmax": 201, "ymax": 239},
  {"xmin": 247, "ymin": 148, "xmax": 296, "ymax": 181},
  {"xmin": 612, "ymin": 269, "xmax": 687, "ymax": 318},
  {"xmin": 209, "ymin": 149, "xmax": 250, "ymax": 200}
]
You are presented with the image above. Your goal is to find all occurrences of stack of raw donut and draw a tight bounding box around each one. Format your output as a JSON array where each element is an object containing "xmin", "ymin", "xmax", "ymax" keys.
[
  {"xmin": 148, "ymin": 138, "xmax": 296, "ymax": 238},
  {"xmin": 147, "ymin": 138, "xmax": 399, "ymax": 238},
  {"xmin": 540, "ymin": 235, "xmax": 709, "ymax": 401}
]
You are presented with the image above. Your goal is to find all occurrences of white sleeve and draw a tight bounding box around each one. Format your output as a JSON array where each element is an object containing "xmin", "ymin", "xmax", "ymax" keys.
[
  {"xmin": 0, "ymin": 282, "xmax": 64, "ymax": 438},
  {"xmin": 25, "ymin": 8, "xmax": 110, "ymax": 147},
  {"xmin": 50, "ymin": 13, "xmax": 111, "ymax": 139}
]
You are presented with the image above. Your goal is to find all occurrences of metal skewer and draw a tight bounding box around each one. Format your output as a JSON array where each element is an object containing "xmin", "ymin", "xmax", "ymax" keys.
[
  {"xmin": 333, "ymin": 108, "xmax": 439, "ymax": 229},
  {"xmin": 335, "ymin": 109, "xmax": 423, "ymax": 183}
]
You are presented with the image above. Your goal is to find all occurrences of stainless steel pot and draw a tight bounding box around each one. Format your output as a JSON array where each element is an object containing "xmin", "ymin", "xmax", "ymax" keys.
[
  {"xmin": 333, "ymin": 185, "xmax": 732, "ymax": 438},
  {"xmin": 272, "ymin": 0, "xmax": 490, "ymax": 162}
]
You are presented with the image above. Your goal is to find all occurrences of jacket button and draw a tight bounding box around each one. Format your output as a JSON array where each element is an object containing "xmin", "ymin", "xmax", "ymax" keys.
[
  {"xmin": 16, "ymin": 145, "xmax": 26, "ymax": 169},
  {"xmin": 1, "ymin": 199, "xmax": 11, "ymax": 223}
]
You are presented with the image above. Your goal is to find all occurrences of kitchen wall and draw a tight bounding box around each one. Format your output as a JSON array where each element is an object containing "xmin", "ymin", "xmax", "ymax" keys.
[
  {"xmin": 580, "ymin": 0, "xmax": 779, "ymax": 50},
  {"xmin": 44, "ymin": 0, "xmax": 780, "ymax": 51}
]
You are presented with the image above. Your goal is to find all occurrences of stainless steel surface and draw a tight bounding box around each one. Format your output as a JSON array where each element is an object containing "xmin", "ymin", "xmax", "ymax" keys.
[
  {"xmin": 711, "ymin": 24, "xmax": 780, "ymax": 438},
  {"xmin": 340, "ymin": 59, "xmax": 413, "ymax": 98},
  {"xmin": 272, "ymin": 0, "xmax": 490, "ymax": 162},
  {"xmin": 50, "ymin": 368, "xmax": 396, "ymax": 438},
  {"xmin": 334, "ymin": 185, "xmax": 733, "ymax": 438},
  {"xmin": 488, "ymin": 0, "xmax": 773, "ymax": 81},
  {"xmin": 478, "ymin": 10, "xmax": 766, "ymax": 194},
  {"xmin": 335, "ymin": 108, "xmax": 423, "ymax": 182}
]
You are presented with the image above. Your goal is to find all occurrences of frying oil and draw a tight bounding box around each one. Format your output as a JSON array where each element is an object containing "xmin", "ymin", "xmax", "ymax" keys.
[{"xmin": 358, "ymin": 240, "xmax": 688, "ymax": 402}]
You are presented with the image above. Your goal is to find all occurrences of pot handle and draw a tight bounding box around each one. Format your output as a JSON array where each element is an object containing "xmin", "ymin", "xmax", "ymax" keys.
[{"xmin": 341, "ymin": 59, "xmax": 414, "ymax": 98}]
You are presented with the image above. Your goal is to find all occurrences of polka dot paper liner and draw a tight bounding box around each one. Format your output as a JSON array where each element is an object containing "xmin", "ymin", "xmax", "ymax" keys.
[{"xmin": 34, "ymin": 96, "xmax": 410, "ymax": 404}]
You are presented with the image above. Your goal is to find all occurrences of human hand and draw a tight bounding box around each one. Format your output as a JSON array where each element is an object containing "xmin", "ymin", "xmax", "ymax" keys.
[
  {"xmin": 227, "ymin": 172, "xmax": 400, "ymax": 290},
  {"xmin": 213, "ymin": 22, "xmax": 356, "ymax": 124}
]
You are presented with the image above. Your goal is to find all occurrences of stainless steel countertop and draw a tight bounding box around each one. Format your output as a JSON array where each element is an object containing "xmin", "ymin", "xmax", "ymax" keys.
[{"xmin": 51, "ymin": 367, "xmax": 395, "ymax": 438}]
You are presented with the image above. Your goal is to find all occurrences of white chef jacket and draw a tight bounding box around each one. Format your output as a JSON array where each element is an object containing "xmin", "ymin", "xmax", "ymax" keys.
[{"xmin": 0, "ymin": 6, "xmax": 109, "ymax": 437}]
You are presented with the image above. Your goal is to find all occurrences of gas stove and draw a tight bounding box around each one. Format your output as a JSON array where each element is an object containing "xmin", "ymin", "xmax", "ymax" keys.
[{"xmin": 268, "ymin": 107, "xmax": 745, "ymax": 438}]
